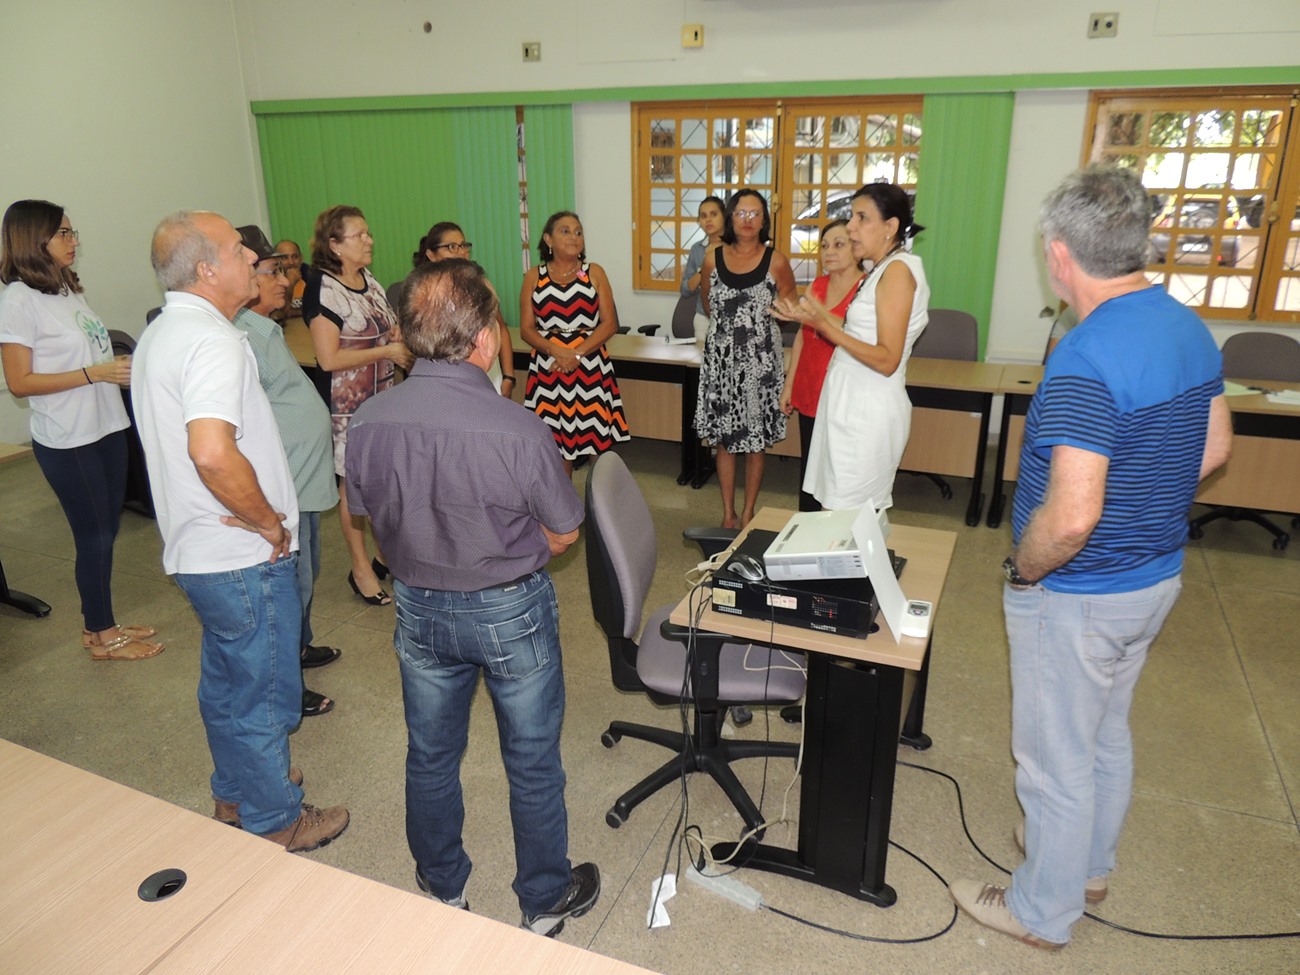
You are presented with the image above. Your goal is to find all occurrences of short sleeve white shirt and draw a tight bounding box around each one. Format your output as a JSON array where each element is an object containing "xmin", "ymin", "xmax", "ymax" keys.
[
  {"xmin": 131, "ymin": 291, "xmax": 298, "ymax": 575},
  {"xmin": 0, "ymin": 281, "xmax": 129, "ymax": 447}
]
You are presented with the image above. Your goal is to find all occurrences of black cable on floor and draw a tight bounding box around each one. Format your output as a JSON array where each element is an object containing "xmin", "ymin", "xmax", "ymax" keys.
[{"xmin": 899, "ymin": 759, "xmax": 1300, "ymax": 941}]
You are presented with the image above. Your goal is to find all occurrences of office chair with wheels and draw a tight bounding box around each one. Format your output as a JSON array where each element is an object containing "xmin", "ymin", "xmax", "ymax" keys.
[
  {"xmin": 614, "ymin": 324, "xmax": 661, "ymax": 336},
  {"xmin": 1188, "ymin": 332, "xmax": 1300, "ymax": 550},
  {"xmin": 902, "ymin": 308, "xmax": 980, "ymax": 499},
  {"xmin": 585, "ymin": 452, "xmax": 804, "ymax": 837}
]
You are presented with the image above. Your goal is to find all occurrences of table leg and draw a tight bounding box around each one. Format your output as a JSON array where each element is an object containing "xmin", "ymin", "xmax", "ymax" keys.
[
  {"xmin": 709, "ymin": 654, "xmax": 907, "ymax": 907},
  {"xmin": 963, "ymin": 392, "xmax": 992, "ymax": 527},
  {"xmin": 987, "ymin": 392, "xmax": 1025, "ymax": 529}
]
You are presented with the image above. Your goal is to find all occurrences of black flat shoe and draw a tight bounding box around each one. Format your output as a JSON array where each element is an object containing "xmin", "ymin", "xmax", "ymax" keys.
[
  {"xmin": 303, "ymin": 688, "xmax": 334, "ymax": 717},
  {"xmin": 371, "ymin": 557, "xmax": 390, "ymax": 581},
  {"xmin": 347, "ymin": 571, "xmax": 392, "ymax": 606},
  {"xmin": 300, "ymin": 645, "xmax": 342, "ymax": 669}
]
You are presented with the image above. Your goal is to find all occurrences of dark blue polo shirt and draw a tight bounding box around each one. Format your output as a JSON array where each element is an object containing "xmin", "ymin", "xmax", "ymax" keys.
[{"xmin": 344, "ymin": 358, "xmax": 583, "ymax": 592}]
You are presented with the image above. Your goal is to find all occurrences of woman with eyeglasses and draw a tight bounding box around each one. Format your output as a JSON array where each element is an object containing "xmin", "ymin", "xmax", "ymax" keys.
[
  {"xmin": 773, "ymin": 182, "xmax": 928, "ymax": 512},
  {"xmin": 519, "ymin": 210, "xmax": 629, "ymax": 476},
  {"xmin": 778, "ymin": 219, "xmax": 865, "ymax": 512},
  {"xmin": 696, "ymin": 189, "xmax": 798, "ymax": 528},
  {"xmin": 0, "ymin": 200, "xmax": 163, "ymax": 660},
  {"xmin": 305, "ymin": 205, "xmax": 414, "ymax": 606},
  {"xmin": 400, "ymin": 222, "xmax": 515, "ymax": 396}
]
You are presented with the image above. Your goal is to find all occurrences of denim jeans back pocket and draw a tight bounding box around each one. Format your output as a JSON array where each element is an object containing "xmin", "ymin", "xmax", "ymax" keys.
[
  {"xmin": 175, "ymin": 570, "xmax": 257, "ymax": 641},
  {"xmin": 476, "ymin": 605, "xmax": 553, "ymax": 680},
  {"xmin": 394, "ymin": 599, "xmax": 442, "ymax": 670}
]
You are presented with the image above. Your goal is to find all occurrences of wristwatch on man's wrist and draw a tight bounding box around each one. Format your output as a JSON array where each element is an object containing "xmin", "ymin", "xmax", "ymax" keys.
[{"xmin": 1001, "ymin": 555, "xmax": 1038, "ymax": 588}]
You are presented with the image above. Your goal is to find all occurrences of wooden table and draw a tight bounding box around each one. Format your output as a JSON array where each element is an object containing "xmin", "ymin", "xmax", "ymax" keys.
[
  {"xmin": 988, "ymin": 369, "xmax": 1300, "ymax": 531},
  {"xmin": 1194, "ymin": 380, "xmax": 1300, "ymax": 518},
  {"xmin": 0, "ymin": 443, "xmax": 51, "ymax": 617},
  {"xmin": 902, "ymin": 358, "xmax": 1006, "ymax": 526},
  {"xmin": 668, "ymin": 509, "xmax": 957, "ymax": 906},
  {"xmin": 0, "ymin": 740, "xmax": 659, "ymax": 974},
  {"xmin": 986, "ymin": 363, "xmax": 1042, "ymax": 528}
]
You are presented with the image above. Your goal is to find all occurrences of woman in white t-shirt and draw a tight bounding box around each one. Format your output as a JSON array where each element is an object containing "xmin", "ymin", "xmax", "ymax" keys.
[{"xmin": 0, "ymin": 200, "xmax": 163, "ymax": 660}]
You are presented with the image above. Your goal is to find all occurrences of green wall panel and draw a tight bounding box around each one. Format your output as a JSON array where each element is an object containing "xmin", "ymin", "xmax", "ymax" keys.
[
  {"xmin": 912, "ymin": 92, "xmax": 1015, "ymax": 358},
  {"xmin": 522, "ymin": 105, "xmax": 576, "ymax": 264},
  {"xmin": 257, "ymin": 106, "xmax": 521, "ymax": 316}
]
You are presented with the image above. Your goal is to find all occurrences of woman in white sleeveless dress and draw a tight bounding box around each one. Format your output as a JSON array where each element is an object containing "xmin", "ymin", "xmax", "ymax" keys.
[{"xmin": 773, "ymin": 183, "xmax": 928, "ymax": 511}]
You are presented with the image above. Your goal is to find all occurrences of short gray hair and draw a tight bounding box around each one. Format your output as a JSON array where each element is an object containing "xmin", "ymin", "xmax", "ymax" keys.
[
  {"xmin": 399, "ymin": 259, "xmax": 498, "ymax": 362},
  {"xmin": 151, "ymin": 211, "xmax": 219, "ymax": 291},
  {"xmin": 1039, "ymin": 164, "xmax": 1151, "ymax": 279}
]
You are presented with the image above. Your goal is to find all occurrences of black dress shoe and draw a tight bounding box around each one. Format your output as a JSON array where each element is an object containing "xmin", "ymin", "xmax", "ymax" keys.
[
  {"xmin": 300, "ymin": 645, "xmax": 342, "ymax": 669},
  {"xmin": 371, "ymin": 557, "xmax": 390, "ymax": 581}
]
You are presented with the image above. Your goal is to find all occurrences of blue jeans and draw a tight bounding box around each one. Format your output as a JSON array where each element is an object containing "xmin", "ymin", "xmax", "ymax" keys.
[
  {"xmin": 175, "ymin": 557, "xmax": 305, "ymax": 834},
  {"xmin": 32, "ymin": 431, "xmax": 127, "ymax": 631},
  {"xmin": 296, "ymin": 511, "xmax": 322, "ymax": 648},
  {"xmin": 393, "ymin": 571, "xmax": 571, "ymax": 916},
  {"xmin": 1004, "ymin": 576, "xmax": 1181, "ymax": 944}
]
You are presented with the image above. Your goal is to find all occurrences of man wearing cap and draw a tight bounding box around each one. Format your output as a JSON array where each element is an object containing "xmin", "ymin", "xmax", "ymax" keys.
[
  {"xmin": 133, "ymin": 210, "xmax": 349, "ymax": 852},
  {"xmin": 233, "ymin": 225, "xmax": 344, "ymax": 721}
]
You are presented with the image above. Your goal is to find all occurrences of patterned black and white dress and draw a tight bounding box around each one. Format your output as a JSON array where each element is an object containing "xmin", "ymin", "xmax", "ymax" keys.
[
  {"xmin": 694, "ymin": 246, "xmax": 786, "ymax": 453},
  {"xmin": 523, "ymin": 262, "xmax": 629, "ymax": 460}
]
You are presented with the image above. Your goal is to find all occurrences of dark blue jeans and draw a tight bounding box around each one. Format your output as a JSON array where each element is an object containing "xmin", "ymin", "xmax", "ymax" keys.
[
  {"xmin": 32, "ymin": 431, "xmax": 127, "ymax": 631},
  {"xmin": 393, "ymin": 571, "xmax": 571, "ymax": 915}
]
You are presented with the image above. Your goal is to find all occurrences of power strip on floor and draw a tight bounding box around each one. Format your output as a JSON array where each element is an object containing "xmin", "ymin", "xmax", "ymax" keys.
[{"xmin": 684, "ymin": 865, "xmax": 763, "ymax": 911}]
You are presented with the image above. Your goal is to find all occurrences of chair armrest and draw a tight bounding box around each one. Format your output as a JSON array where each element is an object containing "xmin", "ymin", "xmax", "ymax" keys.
[
  {"xmin": 636, "ymin": 324, "xmax": 661, "ymax": 336},
  {"xmin": 682, "ymin": 526, "xmax": 739, "ymax": 559}
]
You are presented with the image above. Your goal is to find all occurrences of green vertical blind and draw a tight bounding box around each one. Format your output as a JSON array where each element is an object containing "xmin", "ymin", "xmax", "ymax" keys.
[
  {"xmin": 522, "ymin": 105, "xmax": 577, "ymax": 258},
  {"xmin": 913, "ymin": 92, "xmax": 1016, "ymax": 358},
  {"xmin": 255, "ymin": 105, "xmax": 560, "ymax": 320}
]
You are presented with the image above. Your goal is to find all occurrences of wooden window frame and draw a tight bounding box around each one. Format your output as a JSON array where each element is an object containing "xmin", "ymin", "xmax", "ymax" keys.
[
  {"xmin": 1085, "ymin": 86, "xmax": 1300, "ymax": 324},
  {"xmin": 631, "ymin": 96, "xmax": 923, "ymax": 292}
]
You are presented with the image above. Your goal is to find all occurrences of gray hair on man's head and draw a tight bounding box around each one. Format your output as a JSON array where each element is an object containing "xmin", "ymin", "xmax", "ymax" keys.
[
  {"xmin": 1039, "ymin": 164, "xmax": 1152, "ymax": 280},
  {"xmin": 151, "ymin": 211, "xmax": 219, "ymax": 291},
  {"xmin": 399, "ymin": 258, "xmax": 498, "ymax": 362}
]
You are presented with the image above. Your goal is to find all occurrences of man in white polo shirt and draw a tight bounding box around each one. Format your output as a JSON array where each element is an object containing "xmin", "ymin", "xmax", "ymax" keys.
[{"xmin": 133, "ymin": 211, "xmax": 348, "ymax": 852}]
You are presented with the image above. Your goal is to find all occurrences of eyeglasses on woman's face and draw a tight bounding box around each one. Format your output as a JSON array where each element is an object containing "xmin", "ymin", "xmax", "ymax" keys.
[
  {"xmin": 434, "ymin": 241, "xmax": 472, "ymax": 254},
  {"xmin": 52, "ymin": 228, "xmax": 80, "ymax": 241}
]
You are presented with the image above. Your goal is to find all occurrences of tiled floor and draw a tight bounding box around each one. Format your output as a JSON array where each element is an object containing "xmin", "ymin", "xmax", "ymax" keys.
[{"xmin": 1, "ymin": 438, "xmax": 1297, "ymax": 973}]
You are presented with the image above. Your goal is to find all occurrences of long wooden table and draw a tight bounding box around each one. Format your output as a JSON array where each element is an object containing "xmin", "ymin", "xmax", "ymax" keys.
[
  {"xmin": 987, "ymin": 367, "xmax": 1300, "ymax": 532},
  {"xmin": 668, "ymin": 510, "xmax": 956, "ymax": 906},
  {"xmin": 0, "ymin": 740, "xmax": 658, "ymax": 974},
  {"xmin": 0, "ymin": 443, "xmax": 51, "ymax": 617}
]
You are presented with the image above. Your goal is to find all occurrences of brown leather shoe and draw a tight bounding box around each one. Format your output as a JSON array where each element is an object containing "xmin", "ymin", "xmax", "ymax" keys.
[
  {"xmin": 213, "ymin": 767, "xmax": 304, "ymax": 827},
  {"xmin": 261, "ymin": 803, "xmax": 349, "ymax": 853}
]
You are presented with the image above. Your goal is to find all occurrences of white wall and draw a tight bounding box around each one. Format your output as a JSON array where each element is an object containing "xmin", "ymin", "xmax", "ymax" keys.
[
  {"xmin": 232, "ymin": 0, "xmax": 1300, "ymax": 100},
  {"xmin": 0, "ymin": 0, "xmax": 263, "ymax": 442}
]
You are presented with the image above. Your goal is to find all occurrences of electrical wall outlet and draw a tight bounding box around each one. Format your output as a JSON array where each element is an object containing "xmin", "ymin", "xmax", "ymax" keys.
[
  {"xmin": 1087, "ymin": 12, "xmax": 1118, "ymax": 38},
  {"xmin": 522, "ymin": 41, "xmax": 541, "ymax": 62},
  {"xmin": 681, "ymin": 24, "xmax": 704, "ymax": 48}
]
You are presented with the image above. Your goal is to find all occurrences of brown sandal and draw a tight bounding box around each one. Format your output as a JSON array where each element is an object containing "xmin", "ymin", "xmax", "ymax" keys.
[
  {"xmin": 89, "ymin": 633, "xmax": 165, "ymax": 661},
  {"xmin": 82, "ymin": 624, "xmax": 158, "ymax": 650}
]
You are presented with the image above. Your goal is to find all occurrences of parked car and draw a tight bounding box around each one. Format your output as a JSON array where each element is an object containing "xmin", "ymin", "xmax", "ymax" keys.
[
  {"xmin": 788, "ymin": 191, "xmax": 855, "ymax": 255},
  {"xmin": 1148, "ymin": 196, "xmax": 1240, "ymax": 267}
]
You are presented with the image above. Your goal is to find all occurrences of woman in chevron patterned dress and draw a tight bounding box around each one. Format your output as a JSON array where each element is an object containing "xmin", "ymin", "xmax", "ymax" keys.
[{"xmin": 519, "ymin": 211, "xmax": 629, "ymax": 475}]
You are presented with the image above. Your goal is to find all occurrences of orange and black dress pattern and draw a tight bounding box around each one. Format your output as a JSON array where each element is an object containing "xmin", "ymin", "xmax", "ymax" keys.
[{"xmin": 524, "ymin": 262, "xmax": 630, "ymax": 460}]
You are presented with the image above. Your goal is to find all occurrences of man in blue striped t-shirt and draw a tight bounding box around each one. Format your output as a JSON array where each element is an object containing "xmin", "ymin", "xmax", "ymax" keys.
[{"xmin": 950, "ymin": 165, "xmax": 1233, "ymax": 950}]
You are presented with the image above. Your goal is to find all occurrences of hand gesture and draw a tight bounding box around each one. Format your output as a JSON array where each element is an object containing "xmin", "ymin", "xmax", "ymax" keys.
[
  {"xmin": 220, "ymin": 513, "xmax": 292, "ymax": 563},
  {"xmin": 386, "ymin": 340, "xmax": 416, "ymax": 371},
  {"xmin": 91, "ymin": 355, "xmax": 133, "ymax": 388}
]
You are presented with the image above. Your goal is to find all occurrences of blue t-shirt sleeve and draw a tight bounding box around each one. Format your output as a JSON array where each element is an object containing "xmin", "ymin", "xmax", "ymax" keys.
[{"xmin": 1029, "ymin": 350, "xmax": 1119, "ymax": 461}]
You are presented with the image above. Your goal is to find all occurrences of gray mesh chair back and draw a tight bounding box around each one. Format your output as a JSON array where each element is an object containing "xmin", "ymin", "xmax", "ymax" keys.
[{"xmin": 670, "ymin": 294, "xmax": 698, "ymax": 339}]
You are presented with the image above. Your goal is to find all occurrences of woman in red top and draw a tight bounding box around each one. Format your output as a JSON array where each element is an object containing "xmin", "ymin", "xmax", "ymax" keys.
[{"xmin": 779, "ymin": 219, "xmax": 864, "ymax": 511}]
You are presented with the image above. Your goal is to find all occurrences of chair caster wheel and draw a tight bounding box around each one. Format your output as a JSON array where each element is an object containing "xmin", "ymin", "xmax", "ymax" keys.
[
  {"xmin": 1188, "ymin": 526, "xmax": 1204, "ymax": 540},
  {"xmin": 600, "ymin": 731, "xmax": 619, "ymax": 748},
  {"xmin": 1273, "ymin": 534, "xmax": 1289, "ymax": 551},
  {"xmin": 606, "ymin": 809, "xmax": 625, "ymax": 829}
]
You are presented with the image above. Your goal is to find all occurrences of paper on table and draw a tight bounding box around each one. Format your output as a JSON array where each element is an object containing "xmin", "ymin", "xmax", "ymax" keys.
[
  {"xmin": 1265, "ymin": 388, "xmax": 1300, "ymax": 405},
  {"xmin": 1223, "ymin": 380, "xmax": 1256, "ymax": 396}
]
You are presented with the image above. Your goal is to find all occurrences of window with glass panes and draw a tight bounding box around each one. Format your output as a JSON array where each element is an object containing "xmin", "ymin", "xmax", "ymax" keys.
[
  {"xmin": 1087, "ymin": 88, "xmax": 1300, "ymax": 323},
  {"xmin": 632, "ymin": 98, "xmax": 922, "ymax": 290}
]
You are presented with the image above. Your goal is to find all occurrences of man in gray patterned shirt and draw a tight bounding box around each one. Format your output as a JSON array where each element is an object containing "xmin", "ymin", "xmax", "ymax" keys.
[{"xmin": 345, "ymin": 258, "xmax": 599, "ymax": 938}]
